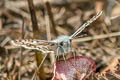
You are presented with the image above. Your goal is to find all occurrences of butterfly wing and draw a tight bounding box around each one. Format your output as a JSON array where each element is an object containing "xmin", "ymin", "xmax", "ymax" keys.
[
  {"xmin": 69, "ymin": 11, "xmax": 102, "ymax": 39},
  {"xmin": 11, "ymin": 39, "xmax": 55, "ymax": 54}
]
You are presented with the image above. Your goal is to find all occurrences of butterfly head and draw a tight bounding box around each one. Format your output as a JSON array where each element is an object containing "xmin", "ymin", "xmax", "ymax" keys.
[
  {"xmin": 52, "ymin": 35, "xmax": 72, "ymax": 53},
  {"xmin": 53, "ymin": 35, "xmax": 71, "ymax": 44}
]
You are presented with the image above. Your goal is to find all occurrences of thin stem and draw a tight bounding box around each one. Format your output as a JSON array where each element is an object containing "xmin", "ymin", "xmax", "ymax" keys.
[
  {"xmin": 27, "ymin": 0, "xmax": 45, "ymax": 79},
  {"xmin": 18, "ymin": 18, "xmax": 24, "ymax": 80}
]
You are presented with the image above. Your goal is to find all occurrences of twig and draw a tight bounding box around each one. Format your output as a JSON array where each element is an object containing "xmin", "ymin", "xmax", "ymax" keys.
[
  {"xmin": 105, "ymin": 0, "xmax": 115, "ymax": 26},
  {"xmin": 0, "ymin": 0, "xmax": 4, "ymax": 30},
  {"xmin": 18, "ymin": 18, "xmax": 25, "ymax": 80},
  {"xmin": 27, "ymin": 0, "xmax": 39, "ymax": 34},
  {"xmin": 5, "ymin": 0, "xmax": 90, "ymax": 9},
  {"xmin": 0, "ymin": 37, "xmax": 11, "ymax": 47},
  {"xmin": 44, "ymin": 1, "xmax": 57, "ymax": 63},
  {"xmin": 45, "ymin": 10, "xmax": 52, "ymax": 40},
  {"xmin": 72, "ymin": 31, "xmax": 120, "ymax": 42},
  {"xmin": 0, "ymin": 12, "xmax": 2, "ymax": 30},
  {"xmin": 5, "ymin": 2, "xmax": 30, "ymax": 19},
  {"xmin": 44, "ymin": 1, "xmax": 58, "ymax": 36},
  {"xmin": 101, "ymin": 23, "xmax": 114, "ymax": 42}
]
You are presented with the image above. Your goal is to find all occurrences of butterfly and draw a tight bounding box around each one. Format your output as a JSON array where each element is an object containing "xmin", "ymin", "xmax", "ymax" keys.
[{"xmin": 11, "ymin": 11, "xmax": 102, "ymax": 55}]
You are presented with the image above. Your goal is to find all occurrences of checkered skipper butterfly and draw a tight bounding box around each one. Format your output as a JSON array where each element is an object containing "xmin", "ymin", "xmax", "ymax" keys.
[{"xmin": 11, "ymin": 11, "xmax": 102, "ymax": 55}]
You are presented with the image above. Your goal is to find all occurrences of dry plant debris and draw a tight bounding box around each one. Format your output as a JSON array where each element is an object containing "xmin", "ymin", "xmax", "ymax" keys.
[
  {"xmin": 0, "ymin": 0, "xmax": 120, "ymax": 80},
  {"xmin": 94, "ymin": 57, "xmax": 120, "ymax": 80}
]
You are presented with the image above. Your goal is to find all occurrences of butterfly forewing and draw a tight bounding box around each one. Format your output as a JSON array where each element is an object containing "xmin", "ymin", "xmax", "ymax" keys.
[
  {"xmin": 11, "ymin": 39, "xmax": 55, "ymax": 54},
  {"xmin": 70, "ymin": 11, "xmax": 102, "ymax": 39}
]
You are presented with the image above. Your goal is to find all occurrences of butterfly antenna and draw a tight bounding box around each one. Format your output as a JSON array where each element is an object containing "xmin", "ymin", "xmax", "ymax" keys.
[
  {"xmin": 70, "ymin": 11, "xmax": 102, "ymax": 39},
  {"xmin": 74, "ymin": 34, "xmax": 87, "ymax": 39}
]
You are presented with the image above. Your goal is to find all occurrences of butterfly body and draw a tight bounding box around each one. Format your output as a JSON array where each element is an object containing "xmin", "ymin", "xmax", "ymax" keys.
[
  {"xmin": 11, "ymin": 11, "xmax": 102, "ymax": 55},
  {"xmin": 52, "ymin": 35, "xmax": 70, "ymax": 43},
  {"xmin": 52, "ymin": 35, "xmax": 71, "ymax": 53}
]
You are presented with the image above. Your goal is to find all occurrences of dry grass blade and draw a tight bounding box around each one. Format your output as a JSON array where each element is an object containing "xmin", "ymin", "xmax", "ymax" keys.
[
  {"xmin": 73, "ymin": 31, "xmax": 120, "ymax": 42},
  {"xmin": 1, "ymin": 0, "xmax": 120, "ymax": 80},
  {"xmin": 27, "ymin": 0, "xmax": 45, "ymax": 79}
]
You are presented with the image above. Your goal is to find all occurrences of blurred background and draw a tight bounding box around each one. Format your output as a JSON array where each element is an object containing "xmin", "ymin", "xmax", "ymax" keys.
[{"xmin": 0, "ymin": 0, "xmax": 120, "ymax": 80}]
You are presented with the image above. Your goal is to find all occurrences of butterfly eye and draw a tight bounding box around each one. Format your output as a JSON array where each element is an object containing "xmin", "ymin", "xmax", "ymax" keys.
[
  {"xmin": 60, "ymin": 42, "xmax": 63, "ymax": 46},
  {"xmin": 69, "ymin": 39, "xmax": 72, "ymax": 43}
]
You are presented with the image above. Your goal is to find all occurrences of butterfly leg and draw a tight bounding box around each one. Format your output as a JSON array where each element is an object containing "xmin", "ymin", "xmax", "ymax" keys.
[
  {"xmin": 69, "ymin": 44, "xmax": 72, "ymax": 53},
  {"xmin": 67, "ymin": 40, "xmax": 72, "ymax": 53},
  {"xmin": 69, "ymin": 44, "xmax": 76, "ymax": 64},
  {"xmin": 56, "ymin": 47, "xmax": 60, "ymax": 60},
  {"xmin": 60, "ymin": 46, "xmax": 66, "ymax": 61}
]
